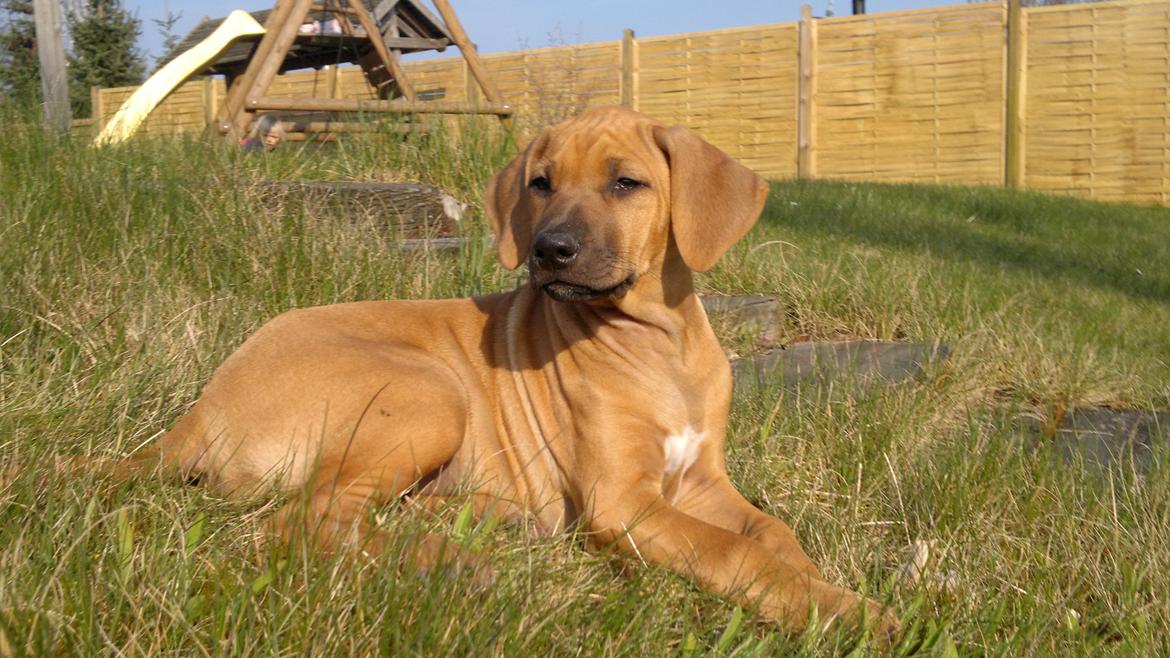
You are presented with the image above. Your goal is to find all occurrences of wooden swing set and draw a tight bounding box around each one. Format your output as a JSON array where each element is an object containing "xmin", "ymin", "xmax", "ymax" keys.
[{"xmin": 168, "ymin": 0, "xmax": 512, "ymax": 141}]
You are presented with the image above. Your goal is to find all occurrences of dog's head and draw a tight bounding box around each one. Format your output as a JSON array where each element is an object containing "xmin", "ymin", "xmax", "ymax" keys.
[{"xmin": 485, "ymin": 107, "xmax": 768, "ymax": 303}]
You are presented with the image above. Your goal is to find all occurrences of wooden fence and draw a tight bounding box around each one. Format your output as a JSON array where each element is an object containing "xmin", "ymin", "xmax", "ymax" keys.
[{"xmin": 88, "ymin": 0, "xmax": 1170, "ymax": 206}]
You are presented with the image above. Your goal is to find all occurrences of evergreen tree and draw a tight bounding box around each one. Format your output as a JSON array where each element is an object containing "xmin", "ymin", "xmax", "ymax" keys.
[
  {"xmin": 0, "ymin": 0, "xmax": 40, "ymax": 106},
  {"xmin": 67, "ymin": 0, "xmax": 144, "ymax": 116},
  {"xmin": 152, "ymin": 7, "xmax": 182, "ymax": 71}
]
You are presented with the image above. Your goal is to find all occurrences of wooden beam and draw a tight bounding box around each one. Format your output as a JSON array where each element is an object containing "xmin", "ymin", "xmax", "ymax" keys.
[
  {"xmin": 279, "ymin": 120, "xmax": 414, "ymax": 133},
  {"xmin": 382, "ymin": 36, "xmax": 449, "ymax": 50},
  {"xmin": 310, "ymin": 3, "xmax": 356, "ymax": 13},
  {"xmin": 216, "ymin": 0, "xmax": 301, "ymax": 139},
  {"xmin": 348, "ymin": 0, "xmax": 416, "ymax": 101},
  {"xmin": 797, "ymin": 5, "xmax": 817, "ymax": 178},
  {"xmin": 231, "ymin": 0, "xmax": 316, "ymax": 137},
  {"xmin": 1005, "ymin": 0, "xmax": 1026, "ymax": 188},
  {"xmin": 431, "ymin": 0, "xmax": 512, "ymax": 131},
  {"xmin": 248, "ymin": 95, "xmax": 513, "ymax": 115},
  {"xmin": 33, "ymin": 0, "xmax": 70, "ymax": 131}
]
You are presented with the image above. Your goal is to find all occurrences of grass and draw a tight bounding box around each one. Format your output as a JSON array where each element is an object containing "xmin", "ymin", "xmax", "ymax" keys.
[{"xmin": 1, "ymin": 112, "xmax": 1169, "ymax": 656}]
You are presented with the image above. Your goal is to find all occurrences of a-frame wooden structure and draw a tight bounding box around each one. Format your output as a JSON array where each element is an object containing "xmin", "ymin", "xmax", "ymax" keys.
[{"xmin": 194, "ymin": 0, "xmax": 512, "ymax": 140}]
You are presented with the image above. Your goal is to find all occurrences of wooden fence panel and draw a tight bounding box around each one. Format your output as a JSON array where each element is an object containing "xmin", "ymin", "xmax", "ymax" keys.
[
  {"xmin": 399, "ymin": 58, "xmax": 468, "ymax": 102},
  {"xmin": 87, "ymin": 0, "xmax": 1170, "ymax": 207},
  {"xmin": 1024, "ymin": 0, "xmax": 1170, "ymax": 205},
  {"xmin": 266, "ymin": 69, "xmax": 328, "ymax": 99},
  {"xmin": 814, "ymin": 3, "xmax": 1006, "ymax": 185},
  {"xmin": 638, "ymin": 24, "xmax": 799, "ymax": 179},
  {"xmin": 476, "ymin": 42, "xmax": 621, "ymax": 137},
  {"xmin": 97, "ymin": 79, "xmax": 224, "ymax": 136}
]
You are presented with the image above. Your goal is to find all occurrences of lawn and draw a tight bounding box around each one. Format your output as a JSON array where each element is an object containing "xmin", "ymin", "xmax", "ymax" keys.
[{"xmin": 1, "ymin": 115, "xmax": 1168, "ymax": 656}]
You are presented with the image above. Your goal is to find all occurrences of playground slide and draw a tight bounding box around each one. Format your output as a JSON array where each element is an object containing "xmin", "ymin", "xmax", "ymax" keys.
[{"xmin": 94, "ymin": 10, "xmax": 266, "ymax": 146}]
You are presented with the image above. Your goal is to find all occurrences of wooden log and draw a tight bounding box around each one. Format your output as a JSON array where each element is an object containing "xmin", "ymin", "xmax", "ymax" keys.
[
  {"xmin": 700, "ymin": 294, "xmax": 782, "ymax": 345},
  {"xmin": 731, "ymin": 340, "xmax": 949, "ymax": 395},
  {"xmin": 247, "ymin": 96, "xmax": 513, "ymax": 115},
  {"xmin": 1016, "ymin": 407, "xmax": 1168, "ymax": 472},
  {"xmin": 259, "ymin": 180, "xmax": 465, "ymax": 237}
]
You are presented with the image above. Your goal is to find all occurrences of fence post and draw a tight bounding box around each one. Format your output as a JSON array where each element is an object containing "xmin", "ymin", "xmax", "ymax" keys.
[
  {"xmin": 326, "ymin": 64, "xmax": 341, "ymax": 99},
  {"xmin": 34, "ymin": 0, "xmax": 71, "ymax": 132},
  {"xmin": 202, "ymin": 77, "xmax": 217, "ymax": 130},
  {"xmin": 621, "ymin": 28, "xmax": 637, "ymax": 109},
  {"xmin": 797, "ymin": 4, "xmax": 817, "ymax": 178},
  {"xmin": 90, "ymin": 86, "xmax": 104, "ymax": 137},
  {"xmin": 1005, "ymin": 0, "xmax": 1026, "ymax": 187}
]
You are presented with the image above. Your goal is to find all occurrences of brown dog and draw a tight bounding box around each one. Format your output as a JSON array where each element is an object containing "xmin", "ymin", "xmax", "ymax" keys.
[{"xmin": 109, "ymin": 106, "xmax": 895, "ymax": 638}]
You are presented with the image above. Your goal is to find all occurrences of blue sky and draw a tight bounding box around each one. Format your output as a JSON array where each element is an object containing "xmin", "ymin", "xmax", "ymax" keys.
[{"xmin": 131, "ymin": 0, "xmax": 964, "ymax": 63}]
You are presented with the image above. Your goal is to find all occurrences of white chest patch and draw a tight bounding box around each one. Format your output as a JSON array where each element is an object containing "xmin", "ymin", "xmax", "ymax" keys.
[{"xmin": 663, "ymin": 425, "xmax": 706, "ymax": 477}]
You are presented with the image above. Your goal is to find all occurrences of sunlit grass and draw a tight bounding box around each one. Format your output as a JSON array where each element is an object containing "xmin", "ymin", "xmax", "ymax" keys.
[{"xmin": 2, "ymin": 110, "xmax": 1168, "ymax": 655}]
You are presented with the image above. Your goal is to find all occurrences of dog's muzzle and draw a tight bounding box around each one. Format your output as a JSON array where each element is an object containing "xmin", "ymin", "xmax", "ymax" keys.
[{"xmin": 529, "ymin": 228, "xmax": 635, "ymax": 302}]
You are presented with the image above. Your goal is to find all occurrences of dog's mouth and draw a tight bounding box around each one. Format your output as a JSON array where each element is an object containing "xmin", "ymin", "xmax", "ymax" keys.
[{"xmin": 540, "ymin": 275, "xmax": 636, "ymax": 303}]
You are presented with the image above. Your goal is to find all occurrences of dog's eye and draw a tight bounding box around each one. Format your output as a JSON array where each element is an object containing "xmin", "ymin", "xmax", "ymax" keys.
[
  {"xmin": 613, "ymin": 177, "xmax": 643, "ymax": 194},
  {"xmin": 529, "ymin": 176, "xmax": 551, "ymax": 193}
]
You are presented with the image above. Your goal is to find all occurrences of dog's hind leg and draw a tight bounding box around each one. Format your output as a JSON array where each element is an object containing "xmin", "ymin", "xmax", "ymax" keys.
[
  {"xmin": 269, "ymin": 375, "xmax": 493, "ymax": 583},
  {"xmin": 269, "ymin": 458, "xmax": 495, "ymax": 586}
]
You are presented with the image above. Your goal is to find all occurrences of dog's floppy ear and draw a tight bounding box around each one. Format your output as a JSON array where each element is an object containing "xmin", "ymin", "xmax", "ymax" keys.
[
  {"xmin": 485, "ymin": 130, "xmax": 550, "ymax": 270},
  {"xmin": 654, "ymin": 125, "xmax": 769, "ymax": 272}
]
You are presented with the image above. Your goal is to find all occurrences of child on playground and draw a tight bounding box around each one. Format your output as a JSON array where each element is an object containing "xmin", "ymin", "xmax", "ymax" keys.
[{"xmin": 240, "ymin": 114, "xmax": 286, "ymax": 152}]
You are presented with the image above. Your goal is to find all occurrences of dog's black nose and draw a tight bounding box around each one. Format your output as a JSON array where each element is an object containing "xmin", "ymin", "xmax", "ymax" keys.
[{"xmin": 532, "ymin": 230, "xmax": 580, "ymax": 270}]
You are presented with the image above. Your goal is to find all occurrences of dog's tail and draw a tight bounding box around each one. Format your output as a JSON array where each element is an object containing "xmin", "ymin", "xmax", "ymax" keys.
[
  {"xmin": 55, "ymin": 419, "xmax": 199, "ymax": 489},
  {"xmin": 53, "ymin": 442, "xmax": 166, "ymax": 484}
]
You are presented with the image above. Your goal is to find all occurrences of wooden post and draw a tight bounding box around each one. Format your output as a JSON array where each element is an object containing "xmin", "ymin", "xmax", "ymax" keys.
[
  {"xmin": 620, "ymin": 28, "xmax": 636, "ymax": 109},
  {"xmin": 231, "ymin": 0, "xmax": 316, "ymax": 137},
  {"xmin": 463, "ymin": 59, "xmax": 474, "ymax": 102},
  {"xmin": 326, "ymin": 65, "xmax": 341, "ymax": 99},
  {"xmin": 216, "ymin": 0, "xmax": 302, "ymax": 138},
  {"xmin": 1005, "ymin": 0, "xmax": 1026, "ymax": 188},
  {"xmin": 33, "ymin": 0, "xmax": 70, "ymax": 132},
  {"xmin": 797, "ymin": 4, "xmax": 817, "ymax": 178},
  {"xmin": 90, "ymin": 86, "xmax": 104, "ymax": 136},
  {"xmin": 431, "ymin": 0, "xmax": 512, "ymax": 132},
  {"xmin": 202, "ymin": 77, "xmax": 217, "ymax": 130}
]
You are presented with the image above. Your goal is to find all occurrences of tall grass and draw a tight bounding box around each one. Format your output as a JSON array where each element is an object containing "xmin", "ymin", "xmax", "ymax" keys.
[{"xmin": 2, "ymin": 112, "xmax": 1169, "ymax": 656}]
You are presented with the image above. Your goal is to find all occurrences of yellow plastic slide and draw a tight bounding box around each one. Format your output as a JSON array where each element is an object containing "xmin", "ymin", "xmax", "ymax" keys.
[{"xmin": 94, "ymin": 10, "xmax": 265, "ymax": 146}]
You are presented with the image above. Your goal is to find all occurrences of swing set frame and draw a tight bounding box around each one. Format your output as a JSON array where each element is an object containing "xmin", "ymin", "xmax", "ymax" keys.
[{"xmin": 212, "ymin": 0, "xmax": 512, "ymax": 141}]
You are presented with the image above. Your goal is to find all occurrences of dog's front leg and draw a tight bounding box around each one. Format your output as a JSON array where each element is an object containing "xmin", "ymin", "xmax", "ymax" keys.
[{"xmin": 585, "ymin": 483, "xmax": 887, "ymax": 634}]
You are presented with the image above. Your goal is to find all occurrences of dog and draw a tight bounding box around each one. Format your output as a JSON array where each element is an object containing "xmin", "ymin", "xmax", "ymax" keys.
[{"xmin": 102, "ymin": 106, "xmax": 896, "ymax": 640}]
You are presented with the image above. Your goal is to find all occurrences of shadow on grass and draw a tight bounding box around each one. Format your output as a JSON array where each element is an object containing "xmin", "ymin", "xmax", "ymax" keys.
[{"xmin": 762, "ymin": 180, "xmax": 1170, "ymax": 304}]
